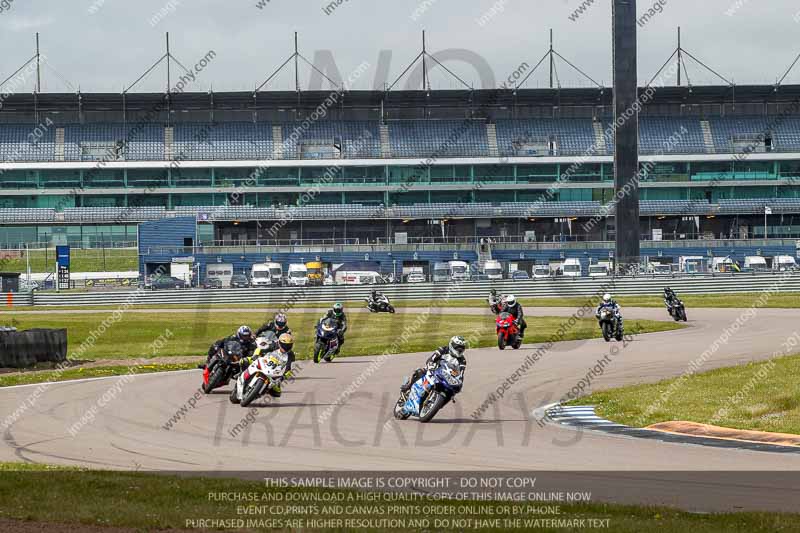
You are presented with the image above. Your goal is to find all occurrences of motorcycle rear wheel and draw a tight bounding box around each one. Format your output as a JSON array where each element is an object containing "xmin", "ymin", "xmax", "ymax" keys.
[
  {"xmin": 419, "ymin": 392, "xmax": 448, "ymax": 423},
  {"xmin": 240, "ymin": 379, "xmax": 265, "ymax": 408},
  {"xmin": 681, "ymin": 308, "xmax": 688, "ymax": 322},
  {"xmin": 229, "ymin": 384, "xmax": 240, "ymax": 404},
  {"xmin": 512, "ymin": 335, "xmax": 522, "ymax": 349}
]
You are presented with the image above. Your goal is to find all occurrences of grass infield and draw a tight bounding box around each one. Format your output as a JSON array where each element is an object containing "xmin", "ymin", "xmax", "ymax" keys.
[
  {"xmin": 0, "ymin": 311, "xmax": 681, "ymax": 362},
  {"xmin": 571, "ymin": 353, "xmax": 800, "ymax": 436},
  {"xmin": 0, "ymin": 464, "xmax": 797, "ymax": 532}
]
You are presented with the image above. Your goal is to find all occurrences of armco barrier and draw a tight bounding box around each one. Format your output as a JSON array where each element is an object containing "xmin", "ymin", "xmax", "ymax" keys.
[
  {"xmin": 30, "ymin": 272, "xmax": 800, "ymax": 307},
  {"xmin": 1, "ymin": 292, "xmax": 34, "ymax": 307}
]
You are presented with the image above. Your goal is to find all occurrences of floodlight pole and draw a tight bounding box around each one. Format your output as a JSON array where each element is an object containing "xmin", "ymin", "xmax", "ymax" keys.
[
  {"xmin": 422, "ymin": 30, "xmax": 427, "ymax": 90},
  {"xmin": 166, "ymin": 32, "xmax": 171, "ymax": 92},
  {"xmin": 35, "ymin": 33, "xmax": 41, "ymax": 93},
  {"xmin": 549, "ymin": 29, "xmax": 554, "ymax": 89},
  {"xmin": 677, "ymin": 27, "xmax": 682, "ymax": 86}
]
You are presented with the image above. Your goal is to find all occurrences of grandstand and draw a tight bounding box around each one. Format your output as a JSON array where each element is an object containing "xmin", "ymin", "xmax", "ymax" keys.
[{"xmin": 2, "ymin": 85, "xmax": 800, "ymax": 252}]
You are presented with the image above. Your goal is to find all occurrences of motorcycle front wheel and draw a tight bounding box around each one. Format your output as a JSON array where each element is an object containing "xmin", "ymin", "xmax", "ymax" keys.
[
  {"xmin": 240, "ymin": 379, "xmax": 265, "ymax": 407},
  {"xmin": 313, "ymin": 341, "xmax": 324, "ymax": 364},
  {"xmin": 601, "ymin": 322, "xmax": 611, "ymax": 342},
  {"xmin": 419, "ymin": 392, "xmax": 449, "ymax": 423},
  {"xmin": 681, "ymin": 308, "xmax": 688, "ymax": 322},
  {"xmin": 229, "ymin": 384, "xmax": 240, "ymax": 404},
  {"xmin": 497, "ymin": 332, "xmax": 506, "ymax": 350},
  {"xmin": 203, "ymin": 366, "xmax": 225, "ymax": 394},
  {"xmin": 394, "ymin": 393, "xmax": 411, "ymax": 420},
  {"xmin": 388, "ymin": 305, "xmax": 395, "ymax": 314}
]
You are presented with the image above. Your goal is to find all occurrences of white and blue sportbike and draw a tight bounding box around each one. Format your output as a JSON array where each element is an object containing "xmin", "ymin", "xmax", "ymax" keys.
[{"xmin": 394, "ymin": 356, "xmax": 465, "ymax": 423}]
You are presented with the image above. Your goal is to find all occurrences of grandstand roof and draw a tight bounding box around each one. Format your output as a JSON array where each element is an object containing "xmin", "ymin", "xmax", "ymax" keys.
[{"xmin": 3, "ymin": 85, "xmax": 800, "ymax": 115}]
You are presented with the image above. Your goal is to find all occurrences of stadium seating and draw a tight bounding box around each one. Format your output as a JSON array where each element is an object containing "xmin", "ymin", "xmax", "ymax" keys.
[{"xmin": 4, "ymin": 116, "xmax": 800, "ymax": 162}]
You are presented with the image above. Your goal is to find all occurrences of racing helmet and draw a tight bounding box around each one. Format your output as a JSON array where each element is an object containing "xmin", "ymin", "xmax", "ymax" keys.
[
  {"xmin": 332, "ymin": 302, "xmax": 344, "ymax": 316},
  {"xmin": 274, "ymin": 313, "xmax": 288, "ymax": 331},
  {"xmin": 505, "ymin": 294, "xmax": 516, "ymax": 307},
  {"xmin": 278, "ymin": 333, "xmax": 294, "ymax": 352},
  {"xmin": 236, "ymin": 325, "xmax": 253, "ymax": 343},
  {"xmin": 602, "ymin": 293, "xmax": 612, "ymax": 303},
  {"xmin": 448, "ymin": 335, "xmax": 467, "ymax": 358}
]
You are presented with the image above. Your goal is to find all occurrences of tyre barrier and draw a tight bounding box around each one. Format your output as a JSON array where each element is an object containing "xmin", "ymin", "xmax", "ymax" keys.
[
  {"xmin": 28, "ymin": 272, "xmax": 800, "ymax": 307},
  {"xmin": 0, "ymin": 328, "xmax": 68, "ymax": 368}
]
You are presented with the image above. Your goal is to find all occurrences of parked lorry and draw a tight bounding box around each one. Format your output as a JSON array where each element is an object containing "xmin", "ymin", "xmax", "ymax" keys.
[
  {"xmin": 482, "ymin": 260, "xmax": 503, "ymax": 280},
  {"xmin": 449, "ymin": 260, "xmax": 470, "ymax": 281},
  {"xmin": 562, "ymin": 258, "xmax": 582, "ymax": 278},
  {"xmin": 744, "ymin": 255, "xmax": 769, "ymax": 272},
  {"xmin": 433, "ymin": 262, "xmax": 451, "ymax": 282},
  {"xmin": 250, "ymin": 264, "xmax": 272, "ymax": 287},
  {"xmin": 265, "ymin": 262, "xmax": 284, "ymax": 285},
  {"xmin": 306, "ymin": 261, "xmax": 324, "ymax": 286},
  {"xmin": 772, "ymin": 255, "xmax": 797, "ymax": 271},
  {"xmin": 679, "ymin": 256, "xmax": 706, "ymax": 274},
  {"xmin": 287, "ymin": 263, "xmax": 309, "ymax": 286}
]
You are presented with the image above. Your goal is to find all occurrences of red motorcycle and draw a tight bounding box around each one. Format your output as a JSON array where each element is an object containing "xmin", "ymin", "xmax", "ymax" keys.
[{"xmin": 496, "ymin": 312, "xmax": 522, "ymax": 350}]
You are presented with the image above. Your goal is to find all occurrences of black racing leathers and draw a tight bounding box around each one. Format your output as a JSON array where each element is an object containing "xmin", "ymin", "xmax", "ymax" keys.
[
  {"xmin": 401, "ymin": 346, "xmax": 467, "ymax": 392},
  {"xmin": 502, "ymin": 302, "xmax": 527, "ymax": 338}
]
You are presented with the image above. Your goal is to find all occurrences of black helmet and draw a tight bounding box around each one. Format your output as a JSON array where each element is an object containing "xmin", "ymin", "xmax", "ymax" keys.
[
  {"xmin": 274, "ymin": 313, "xmax": 288, "ymax": 331},
  {"xmin": 332, "ymin": 302, "xmax": 344, "ymax": 316},
  {"xmin": 236, "ymin": 325, "xmax": 253, "ymax": 343}
]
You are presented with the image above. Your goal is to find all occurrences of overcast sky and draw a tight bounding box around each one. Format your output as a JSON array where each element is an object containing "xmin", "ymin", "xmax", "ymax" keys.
[{"xmin": 1, "ymin": 0, "xmax": 798, "ymax": 93}]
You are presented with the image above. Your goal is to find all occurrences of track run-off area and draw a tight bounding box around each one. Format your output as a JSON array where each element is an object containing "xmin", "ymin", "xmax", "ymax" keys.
[{"xmin": 2, "ymin": 306, "xmax": 800, "ymax": 513}]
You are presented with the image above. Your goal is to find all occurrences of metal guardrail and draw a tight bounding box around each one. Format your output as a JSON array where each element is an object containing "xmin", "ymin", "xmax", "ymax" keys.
[
  {"xmin": 28, "ymin": 272, "xmax": 800, "ymax": 307},
  {"xmin": 1, "ymin": 292, "xmax": 35, "ymax": 307}
]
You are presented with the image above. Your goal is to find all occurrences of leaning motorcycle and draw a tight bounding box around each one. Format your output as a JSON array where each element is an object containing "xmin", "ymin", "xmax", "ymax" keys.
[
  {"xmin": 230, "ymin": 349, "xmax": 288, "ymax": 407},
  {"xmin": 597, "ymin": 307, "xmax": 624, "ymax": 342},
  {"xmin": 313, "ymin": 318, "xmax": 340, "ymax": 363},
  {"xmin": 202, "ymin": 340, "xmax": 243, "ymax": 394},
  {"xmin": 393, "ymin": 357, "xmax": 465, "ymax": 423},
  {"xmin": 667, "ymin": 300, "xmax": 688, "ymax": 322},
  {"xmin": 366, "ymin": 295, "xmax": 395, "ymax": 313},
  {"xmin": 496, "ymin": 312, "xmax": 522, "ymax": 350}
]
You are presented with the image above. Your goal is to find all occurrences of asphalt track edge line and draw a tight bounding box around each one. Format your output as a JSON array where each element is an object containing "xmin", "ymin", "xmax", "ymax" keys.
[{"xmin": 0, "ymin": 369, "xmax": 199, "ymax": 390}]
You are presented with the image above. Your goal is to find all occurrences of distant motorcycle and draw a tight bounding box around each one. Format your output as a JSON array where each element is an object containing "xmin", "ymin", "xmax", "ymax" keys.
[
  {"xmin": 230, "ymin": 348, "xmax": 288, "ymax": 407},
  {"xmin": 496, "ymin": 312, "xmax": 522, "ymax": 350},
  {"xmin": 597, "ymin": 307, "xmax": 624, "ymax": 342},
  {"xmin": 488, "ymin": 294, "xmax": 505, "ymax": 315},
  {"xmin": 366, "ymin": 294, "xmax": 395, "ymax": 313},
  {"xmin": 394, "ymin": 357, "xmax": 465, "ymax": 423},
  {"xmin": 202, "ymin": 340, "xmax": 243, "ymax": 394},
  {"xmin": 666, "ymin": 299, "xmax": 688, "ymax": 322},
  {"xmin": 313, "ymin": 317, "xmax": 340, "ymax": 363}
]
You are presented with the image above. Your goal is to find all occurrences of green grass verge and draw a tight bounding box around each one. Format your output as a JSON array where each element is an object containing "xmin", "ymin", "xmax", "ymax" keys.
[
  {"xmin": 5, "ymin": 292, "xmax": 800, "ymax": 313},
  {"xmin": 0, "ymin": 464, "xmax": 797, "ymax": 532},
  {"xmin": 0, "ymin": 311, "xmax": 681, "ymax": 361},
  {"xmin": 0, "ymin": 248, "xmax": 138, "ymax": 273},
  {"xmin": 0, "ymin": 363, "xmax": 198, "ymax": 388},
  {"xmin": 571, "ymin": 353, "xmax": 800, "ymax": 435}
]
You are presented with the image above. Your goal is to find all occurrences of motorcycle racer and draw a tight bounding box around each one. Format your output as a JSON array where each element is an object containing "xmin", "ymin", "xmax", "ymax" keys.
[
  {"xmin": 322, "ymin": 302, "xmax": 348, "ymax": 346},
  {"xmin": 206, "ymin": 325, "xmax": 257, "ymax": 365},
  {"xmin": 400, "ymin": 336, "xmax": 467, "ymax": 393},
  {"xmin": 596, "ymin": 293, "xmax": 623, "ymax": 328},
  {"xmin": 256, "ymin": 312, "xmax": 292, "ymax": 338},
  {"xmin": 501, "ymin": 294, "xmax": 527, "ymax": 338},
  {"xmin": 236, "ymin": 333, "xmax": 295, "ymax": 397}
]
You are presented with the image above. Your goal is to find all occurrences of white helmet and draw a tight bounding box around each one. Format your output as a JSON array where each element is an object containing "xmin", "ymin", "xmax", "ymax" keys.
[
  {"xmin": 505, "ymin": 294, "xmax": 517, "ymax": 306},
  {"xmin": 448, "ymin": 335, "xmax": 467, "ymax": 358},
  {"xmin": 602, "ymin": 293, "xmax": 612, "ymax": 303}
]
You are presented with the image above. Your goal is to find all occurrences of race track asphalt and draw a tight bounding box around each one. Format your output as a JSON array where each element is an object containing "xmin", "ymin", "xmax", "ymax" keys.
[{"xmin": 2, "ymin": 306, "xmax": 800, "ymax": 512}]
